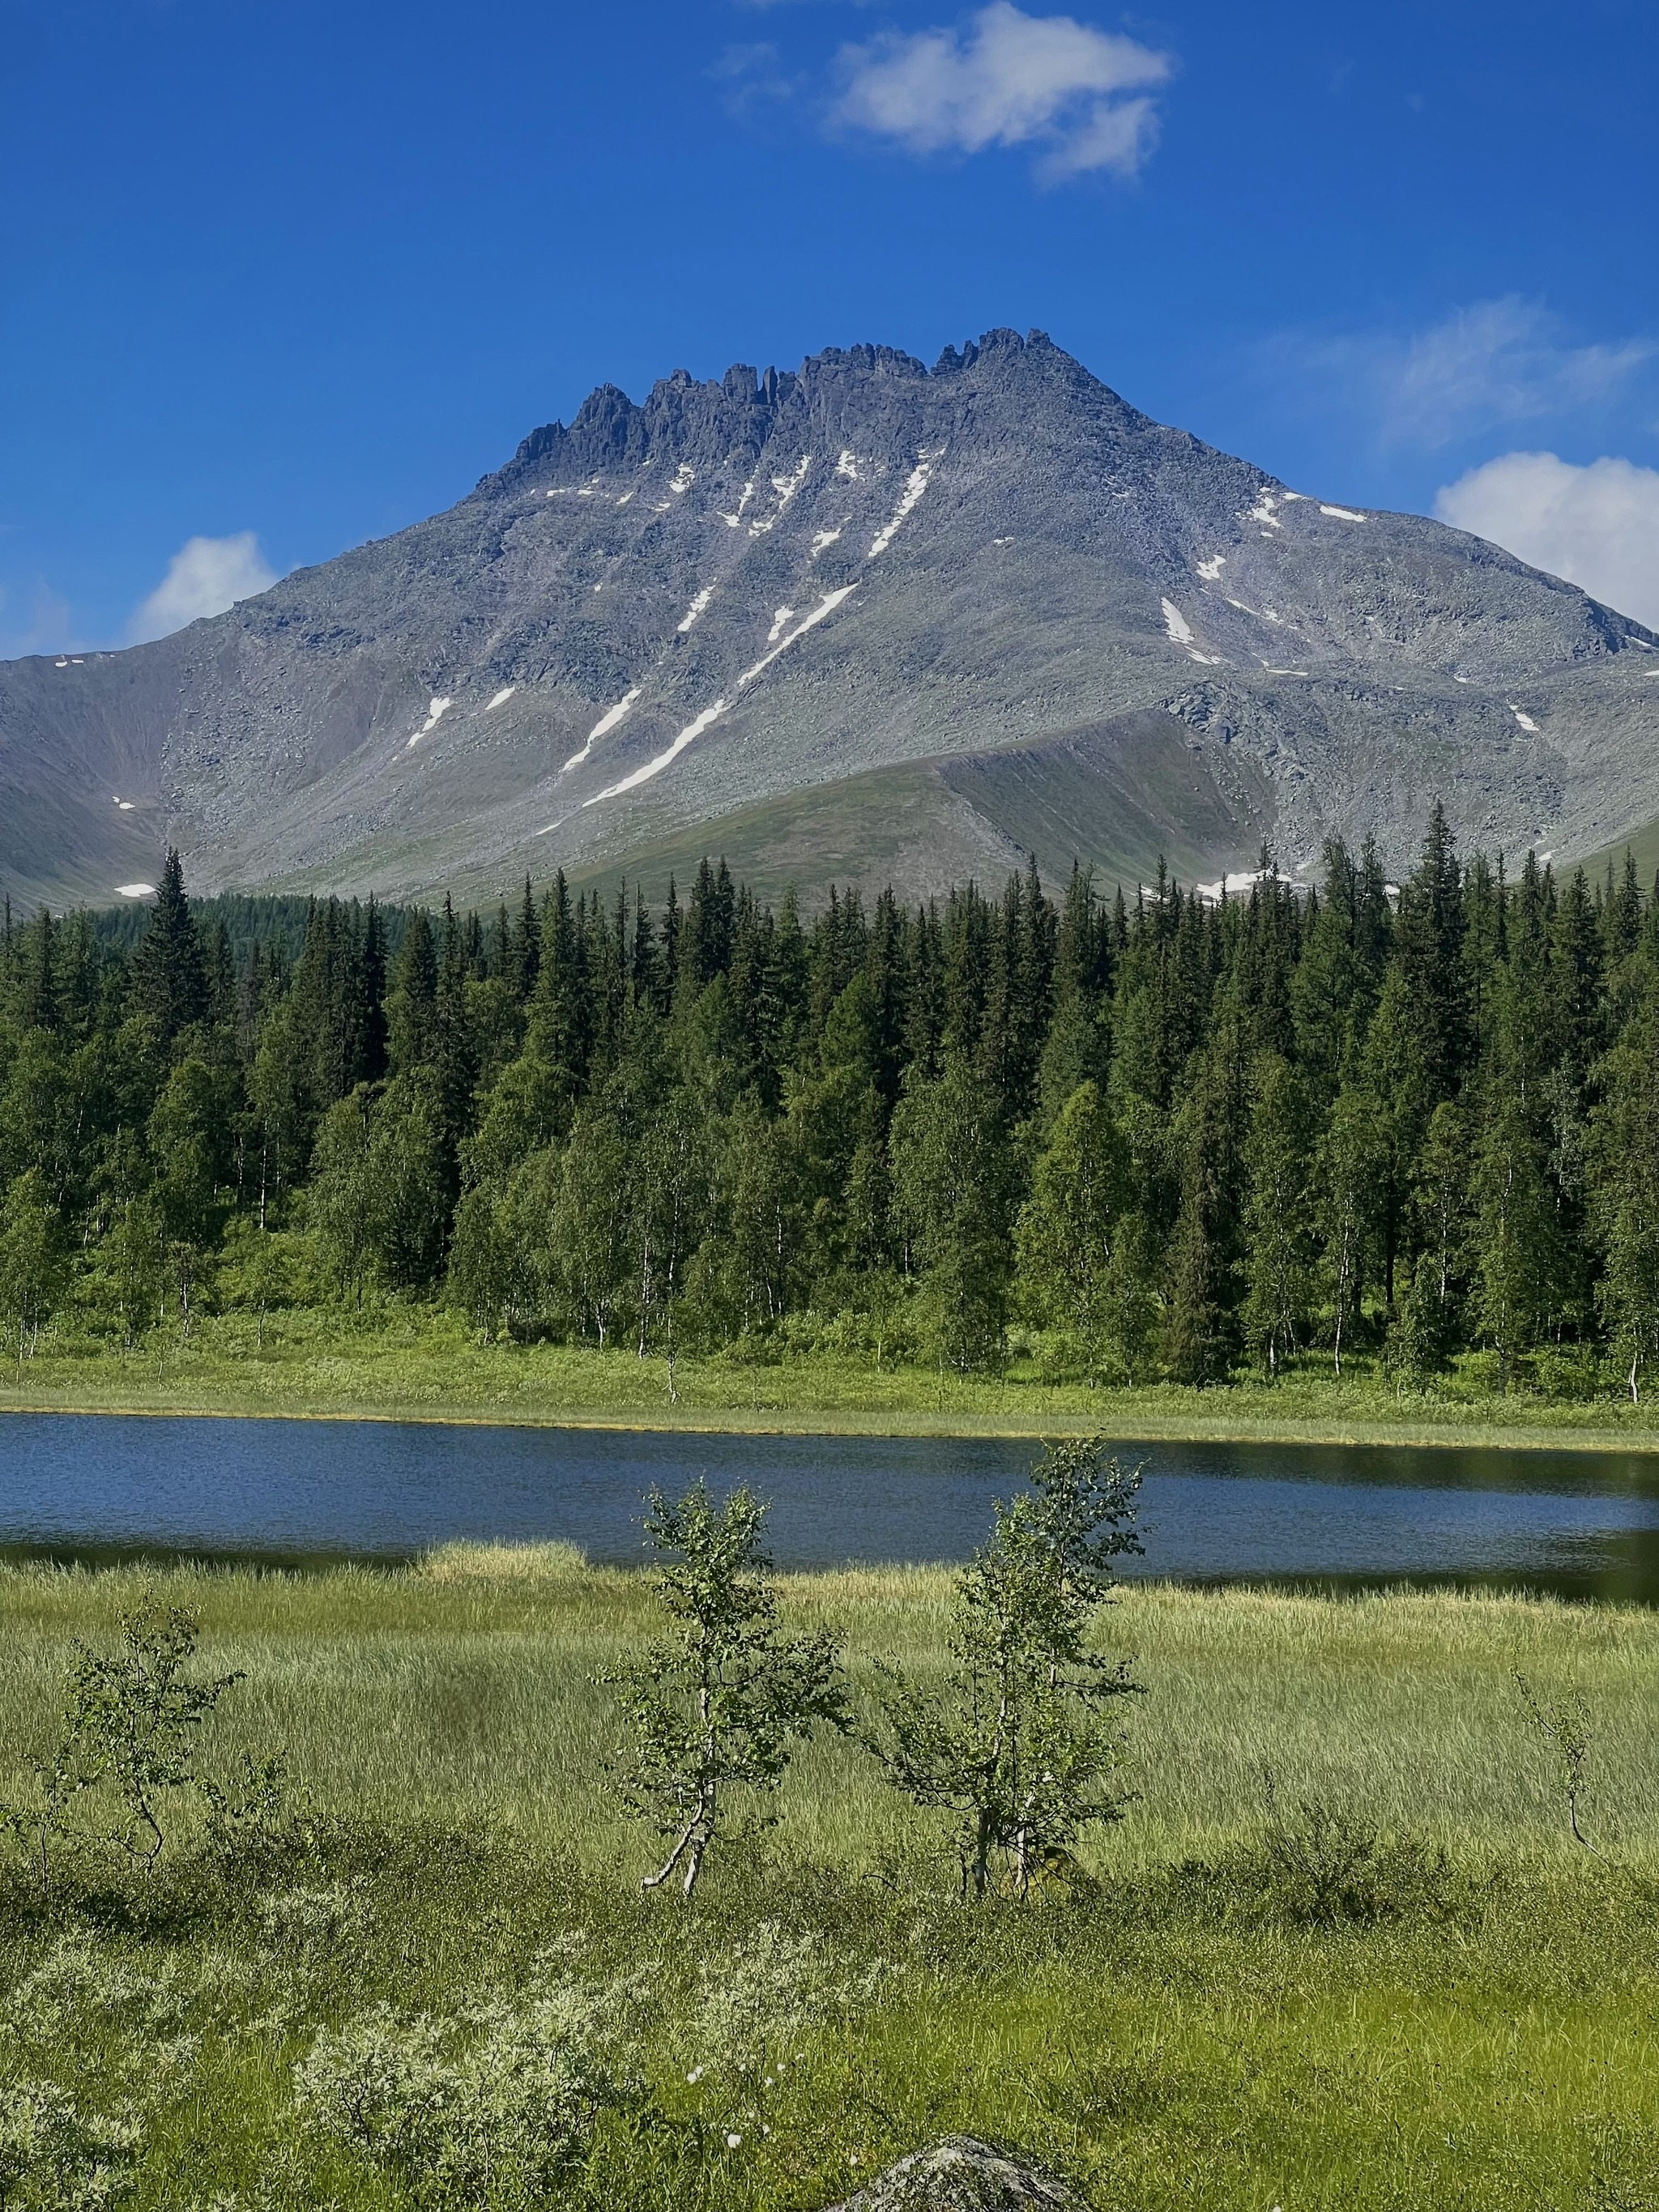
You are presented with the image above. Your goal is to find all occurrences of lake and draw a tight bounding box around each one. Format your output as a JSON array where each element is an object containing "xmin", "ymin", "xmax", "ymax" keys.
[{"xmin": 2, "ymin": 1413, "xmax": 1659, "ymax": 1600}]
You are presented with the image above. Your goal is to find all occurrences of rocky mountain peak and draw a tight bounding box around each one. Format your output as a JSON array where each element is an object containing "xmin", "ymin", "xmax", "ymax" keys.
[
  {"xmin": 487, "ymin": 328, "xmax": 1113, "ymax": 498},
  {"xmin": 2, "ymin": 329, "xmax": 1656, "ymax": 917}
]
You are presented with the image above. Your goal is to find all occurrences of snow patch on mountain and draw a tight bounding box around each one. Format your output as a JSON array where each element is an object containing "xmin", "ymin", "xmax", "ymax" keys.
[
  {"xmin": 405, "ymin": 696, "xmax": 452, "ymax": 749},
  {"xmin": 719, "ymin": 474, "xmax": 759, "ymax": 527},
  {"xmin": 739, "ymin": 587, "xmax": 859, "ymax": 688},
  {"xmin": 1161, "ymin": 599, "xmax": 1194, "ymax": 644},
  {"xmin": 749, "ymin": 456, "xmax": 812, "ymax": 535},
  {"xmin": 583, "ymin": 700, "xmax": 727, "ymax": 808},
  {"xmin": 563, "ymin": 686, "xmax": 642, "ymax": 773},
  {"xmin": 869, "ymin": 453, "xmax": 937, "ymax": 558}
]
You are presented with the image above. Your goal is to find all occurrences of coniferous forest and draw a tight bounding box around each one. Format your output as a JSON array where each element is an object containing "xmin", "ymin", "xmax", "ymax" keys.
[{"xmin": 3, "ymin": 803, "xmax": 1659, "ymax": 1404}]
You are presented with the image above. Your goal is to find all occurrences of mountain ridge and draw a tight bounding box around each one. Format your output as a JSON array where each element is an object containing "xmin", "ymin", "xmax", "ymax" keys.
[{"xmin": 3, "ymin": 326, "xmax": 1656, "ymax": 914}]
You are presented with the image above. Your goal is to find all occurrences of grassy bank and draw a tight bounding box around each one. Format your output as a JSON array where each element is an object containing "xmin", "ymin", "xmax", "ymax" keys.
[
  {"xmin": 3, "ymin": 1554, "xmax": 1656, "ymax": 1865},
  {"xmin": 2, "ymin": 1554, "xmax": 1658, "ymax": 2207},
  {"xmin": 5, "ymin": 1305, "xmax": 1659, "ymax": 1451}
]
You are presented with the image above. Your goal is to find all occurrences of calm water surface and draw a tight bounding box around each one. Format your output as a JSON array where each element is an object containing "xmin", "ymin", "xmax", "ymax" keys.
[{"xmin": 3, "ymin": 1414, "xmax": 1659, "ymax": 1600}]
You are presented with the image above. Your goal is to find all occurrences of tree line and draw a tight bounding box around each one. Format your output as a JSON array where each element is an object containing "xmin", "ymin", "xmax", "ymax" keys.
[{"xmin": 2, "ymin": 806, "xmax": 1658, "ymax": 1396}]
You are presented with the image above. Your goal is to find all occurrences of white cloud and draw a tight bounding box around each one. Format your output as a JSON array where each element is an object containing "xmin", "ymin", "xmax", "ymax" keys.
[
  {"xmin": 127, "ymin": 532, "xmax": 278, "ymax": 644},
  {"xmin": 1435, "ymin": 452, "xmax": 1659, "ymax": 629},
  {"xmin": 1337, "ymin": 298, "xmax": 1655, "ymax": 451},
  {"xmin": 832, "ymin": 1, "xmax": 1171, "ymax": 181}
]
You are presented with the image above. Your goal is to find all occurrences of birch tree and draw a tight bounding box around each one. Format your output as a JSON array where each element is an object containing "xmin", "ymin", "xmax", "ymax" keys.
[{"xmin": 607, "ymin": 1482, "xmax": 849, "ymax": 1898}]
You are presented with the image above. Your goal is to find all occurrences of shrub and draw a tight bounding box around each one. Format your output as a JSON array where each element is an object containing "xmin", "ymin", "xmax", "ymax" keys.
[
  {"xmin": 295, "ymin": 1974, "xmax": 649, "ymax": 2209},
  {"xmin": 1177, "ymin": 1795, "xmax": 1456, "ymax": 1928},
  {"xmin": 51, "ymin": 1600, "xmax": 242, "ymax": 1875},
  {"xmin": 0, "ymin": 2078, "xmax": 138, "ymax": 2210}
]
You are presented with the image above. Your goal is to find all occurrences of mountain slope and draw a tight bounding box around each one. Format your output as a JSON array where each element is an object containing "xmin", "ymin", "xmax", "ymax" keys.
[{"xmin": 5, "ymin": 327, "xmax": 1657, "ymax": 911}]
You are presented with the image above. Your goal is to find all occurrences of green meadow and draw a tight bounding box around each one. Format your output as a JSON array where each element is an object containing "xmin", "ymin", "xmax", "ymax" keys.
[
  {"xmin": 6, "ymin": 1303, "xmax": 1659, "ymax": 1451},
  {"xmin": 2, "ymin": 1547, "xmax": 1658, "ymax": 2208}
]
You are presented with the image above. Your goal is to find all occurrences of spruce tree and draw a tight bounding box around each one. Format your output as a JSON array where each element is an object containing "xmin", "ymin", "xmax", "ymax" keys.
[
  {"xmin": 1240, "ymin": 1052, "xmax": 1312, "ymax": 1379},
  {"xmin": 1016, "ymin": 1080, "xmax": 1136, "ymax": 1379},
  {"xmin": 1316, "ymin": 1085, "xmax": 1383, "ymax": 1375},
  {"xmin": 1394, "ymin": 803, "xmax": 1468, "ymax": 1100},
  {"xmin": 1590, "ymin": 991, "xmax": 1659, "ymax": 1400},
  {"xmin": 358, "ymin": 899, "xmax": 389, "ymax": 1082},
  {"xmin": 130, "ymin": 849, "xmax": 207, "ymax": 1045},
  {"xmin": 528, "ymin": 872, "xmax": 586, "ymax": 1089},
  {"xmin": 1162, "ymin": 1038, "xmax": 1245, "ymax": 1386},
  {"xmin": 1413, "ymin": 1099, "xmax": 1471, "ymax": 1324},
  {"xmin": 386, "ymin": 908, "xmax": 438, "ymax": 1075},
  {"xmin": 1358, "ymin": 960, "xmax": 1431, "ymax": 1303},
  {"xmin": 20, "ymin": 909, "xmax": 56, "ymax": 1033},
  {"xmin": 1038, "ymin": 864, "xmax": 1111, "ymax": 1125},
  {"xmin": 889, "ymin": 1054, "xmax": 1015, "ymax": 1375},
  {"xmin": 1471, "ymin": 1085, "xmax": 1555, "ymax": 1391}
]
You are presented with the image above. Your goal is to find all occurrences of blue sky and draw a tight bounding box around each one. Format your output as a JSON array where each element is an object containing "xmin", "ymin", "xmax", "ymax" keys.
[{"xmin": 2, "ymin": 0, "xmax": 1656, "ymax": 654}]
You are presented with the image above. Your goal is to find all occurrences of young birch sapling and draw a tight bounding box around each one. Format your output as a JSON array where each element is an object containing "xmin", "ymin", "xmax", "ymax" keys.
[
  {"xmin": 608, "ymin": 1481, "xmax": 851, "ymax": 1898},
  {"xmin": 56, "ymin": 1600, "xmax": 242, "ymax": 1873},
  {"xmin": 871, "ymin": 1437, "xmax": 1144, "ymax": 1899},
  {"xmin": 1515, "ymin": 1673, "xmax": 1601, "ymax": 1856}
]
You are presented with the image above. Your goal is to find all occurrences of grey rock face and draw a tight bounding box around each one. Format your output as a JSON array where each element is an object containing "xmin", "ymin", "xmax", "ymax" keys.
[
  {"xmin": 821, "ymin": 2135, "xmax": 1089, "ymax": 2212},
  {"xmin": 3, "ymin": 327, "xmax": 1657, "ymax": 910}
]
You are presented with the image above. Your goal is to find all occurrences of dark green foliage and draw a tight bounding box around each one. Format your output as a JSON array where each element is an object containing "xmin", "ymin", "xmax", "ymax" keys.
[
  {"xmin": 1239, "ymin": 1052, "xmax": 1312, "ymax": 1379},
  {"xmin": 1214, "ymin": 1790, "xmax": 1455, "ymax": 1926},
  {"xmin": 4, "ymin": 821, "xmax": 1659, "ymax": 1394},
  {"xmin": 0, "ymin": 1168, "xmax": 68, "ymax": 1363},
  {"xmin": 890, "ymin": 1054, "xmax": 1017, "ymax": 1374},
  {"xmin": 1160, "ymin": 1024, "xmax": 1247, "ymax": 1385},
  {"xmin": 128, "ymin": 847, "xmax": 207, "ymax": 1044},
  {"xmin": 1017, "ymin": 1080, "xmax": 1151, "ymax": 1382},
  {"xmin": 1384, "ymin": 1250, "xmax": 1454, "ymax": 1389}
]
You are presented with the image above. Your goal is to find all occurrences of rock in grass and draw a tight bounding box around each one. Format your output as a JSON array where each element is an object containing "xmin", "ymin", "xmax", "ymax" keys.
[{"xmin": 824, "ymin": 2135, "xmax": 1088, "ymax": 2210}]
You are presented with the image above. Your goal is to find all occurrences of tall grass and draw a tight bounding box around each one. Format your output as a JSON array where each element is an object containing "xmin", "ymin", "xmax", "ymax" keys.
[
  {"xmin": 2, "ymin": 1554, "xmax": 1659, "ymax": 2208},
  {"xmin": 2, "ymin": 1555, "xmax": 1655, "ymax": 1865}
]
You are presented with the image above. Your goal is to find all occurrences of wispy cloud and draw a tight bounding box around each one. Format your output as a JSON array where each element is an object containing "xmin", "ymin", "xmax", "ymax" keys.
[
  {"xmin": 1435, "ymin": 451, "xmax": 1659, "ymax": 630},
  {"xmin": 1311, "ymin": 298, "xmax": 1654, "ymax": 451},
  {"xmin": 710, "ymin": 42, "xmax": 803, "ymax": 116},
  {"xmin": 831, "ymin": 2, "xmax": 1172, "ymax": 182},
  {"xmin": 0, "ymin": 578, "xmax": 77, "ymax": 660},
  {"xmin": 127, "ymin": 532, "xmax": 278, "ymax": 645}
]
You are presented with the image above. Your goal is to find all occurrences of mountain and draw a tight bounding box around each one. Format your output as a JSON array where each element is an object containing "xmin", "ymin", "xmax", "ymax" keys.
[{"xmin": 5, "ymin": 327, "xmax": 1658, "ymax": 914}]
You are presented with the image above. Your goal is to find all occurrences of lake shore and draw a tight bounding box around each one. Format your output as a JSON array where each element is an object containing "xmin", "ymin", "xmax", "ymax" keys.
[{"xmin": 4, "ymin": 1311, "xmax": 1659, "ymax": 1454}]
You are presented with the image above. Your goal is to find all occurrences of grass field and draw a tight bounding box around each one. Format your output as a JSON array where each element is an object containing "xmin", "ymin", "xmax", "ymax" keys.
[
  {"xmin": 6, "ymin": 1303, "xmax": 1659, "ymax": 1453},
  {"xmin": 2, "ymin": 1547, "xmax": 1658, "ymax": 2208}
]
